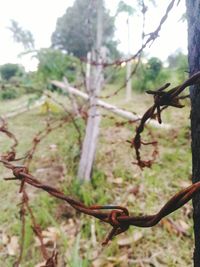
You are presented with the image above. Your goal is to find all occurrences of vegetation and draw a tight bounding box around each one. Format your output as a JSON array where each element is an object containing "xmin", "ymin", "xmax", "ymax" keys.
[
  {"xmin": 110, "ymin": 52, "xmax": 188, "ymax": 92},
  {"xmin": 133, "ymin": 57, "xmax": 168, "ymax": 91},
  {"xmin": 8, "ymin": 20, "xmax": 35, "ymax": 50},
  {"xmin": 0, "ymin": 89, "xmax": 193, "ymax": 266},
  {"xmin": 0, "ymin": 1, "xmax": 196, "ymax": 266},
  {"xmin": 51, "ymin": 0, "xmax": 117, "ymax": 58},
  {"xmin": 0, "ymin": 63, "xmax": 24, "ymax": 81},
  {"xmin": 167, "ymin": 50, "xmax": 188, "ymax": 83},
  {"xmin": 36, "ymin": 48, "xmax": 80, "ymax": 84}
]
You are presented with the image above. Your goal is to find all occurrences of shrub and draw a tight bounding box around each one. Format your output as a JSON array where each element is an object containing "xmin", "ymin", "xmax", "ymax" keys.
[
  {"xmin": 0, "ymin": 63, "xmax": 24, "ymax": 81},
  {"xmin": 0, "ymin": 87, "xmax": 19, "ymax": 100},
  {"xmin": 36, "ymin": 48, "xmax": 80, "ymax": 84}
]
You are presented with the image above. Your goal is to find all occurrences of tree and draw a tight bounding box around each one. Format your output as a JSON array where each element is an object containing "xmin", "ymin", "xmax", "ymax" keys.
[
  {"xmin": 186, "ymin": 1, "xmax": 200, "ymax": 266},
  {"xmin": 146, "ymin": 57, "xmax": 163, "ymax": 81},
  {"xmin": 167, "ymin": 50, "xmax": 188, "ymax": 82},
  {"xmin": 0, "ymin": 63, "xmax": 24, "ymax": 81},
  {"xmin": 36, "ymin": 48, "xmax": 80, "ymax": 83},
  {"xmin": 8, "ymin": 20, "xmax": 35, "ymax": 50},
  {"xmin": 8, "ymin": 20, "xmax": 80, "ymax": 86},
  {"xmin": 116, "ymin": 1, "xmax": 136, "ymax": 101},
  {"xmin": 168, "ymin": 50, "xmax": 187, "ymax": 69},
  {"xmin": 116, "ymin": 1, "xmax": 135, "ymax": 16},
  {"xmin": 132, "ymin": 57, "xmax": 168, "ymax": 91},
  {"xmin": 51, "ymin": 0, "xmax": 116, "ymax": 58}
]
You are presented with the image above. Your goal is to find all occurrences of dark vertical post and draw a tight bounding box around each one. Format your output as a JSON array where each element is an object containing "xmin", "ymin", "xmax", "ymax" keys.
[{"xmin": 186, "ymin": 0, "xmax": 200, "ymax": 265}]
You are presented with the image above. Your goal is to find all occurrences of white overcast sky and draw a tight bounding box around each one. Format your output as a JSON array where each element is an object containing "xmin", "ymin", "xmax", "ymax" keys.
[{"xmin": 0, "ymin": 0, "xmax": 187, "ymax": 71}]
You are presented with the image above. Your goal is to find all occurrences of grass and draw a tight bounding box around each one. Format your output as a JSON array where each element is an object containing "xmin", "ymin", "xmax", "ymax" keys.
[{"xmin": 0, "ymin": 89, "xmax": 194, "ymax": 267}]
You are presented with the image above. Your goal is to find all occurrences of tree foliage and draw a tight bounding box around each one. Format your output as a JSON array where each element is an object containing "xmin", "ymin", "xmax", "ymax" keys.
[
  {"xmin": 116, "ymin": 1, "xmax": 136, "ymax": 16},
  {"xmin": 51, "ymin": 0, "xmax": 116, "ymax": 58},
  {"xmin": 145, "ymin": 57, "xmax": 163, "ymax": 80},
  {"xmin": 8, "ymin": 20, "xmax": 35, "ymax": 50},
  {"xmin": 0, "ymin": 63, "xmax": 24, "ymax": 81},
  {"xmin": 110, "ymin": 56, "xmax": 171, "ymax": 92},
  {"xmin": 168, "ymin": 50, "xmax": 188, "ymax": 69},
  {"xmin": 167, "ymin": 50, "xmax": 188, "ymax": 83},
  {"xmin": 133, "ymin": 57, "xmax": 169, "ymax": 91},
  {"xmin": 36, "ymin": 48, "xmax": 80, "ymax": 83}
]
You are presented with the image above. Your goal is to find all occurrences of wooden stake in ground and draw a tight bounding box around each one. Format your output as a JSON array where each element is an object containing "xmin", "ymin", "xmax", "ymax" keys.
[
  {"xmin": 77, "ymin": 0, "xmax": 103, "ymax": 181},
  {"xmin": 52, "ymin": 80, "xmax": 170, "ymax": 129}
]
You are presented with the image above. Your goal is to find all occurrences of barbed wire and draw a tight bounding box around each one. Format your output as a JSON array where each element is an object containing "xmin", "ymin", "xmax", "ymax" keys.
[
  {"xmin": 0, "ymin": 117, "xmax": 18, "ymax": 159},
  {"xmin": 0, "ymin": 156, "xmax": 199, "ymax": 249},
  {"xmin": 84, "ymin": 0, "xmax": 179, "ymax": 68},
  {"xmin": 131, "ymin": 71, "xmax": 200, "ymax": 168},
  {"xmin": 0, "ymin": 1, "xmax": 190, "ymax": 266},
  {"xmin": 0, "ymin": 115, "xmax": 59, "ymax": 267},
  {"xmin": 88, "ymin": 0, "xmax": 178, "ymax": 104},
  {"xmin": 23, "ymin": 115, "xmax": 72, "ymax": 168},
  {"xmin": 1, "ymin": 72, "xmax": 199, "ymax": 265}
]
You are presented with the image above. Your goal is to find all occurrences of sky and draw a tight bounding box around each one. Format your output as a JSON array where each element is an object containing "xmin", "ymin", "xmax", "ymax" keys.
[{"xmin": 0, "ymin": 0, "xmax": 187, "ymax": 71}]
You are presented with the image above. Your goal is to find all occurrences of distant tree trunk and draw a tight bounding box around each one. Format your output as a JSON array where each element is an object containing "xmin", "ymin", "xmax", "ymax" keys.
[
  {"xmin": 126, "ymin": 60, "xmax": 132, "ymax": 101},
  {"xmin": 86, "ymin": 52, "xmax": 92, "ymax": 91},
  {"xmin": 186, "ymin": 1, "xmax": 200, "ymax": 266},
  {"xmin": 126, "ymin": 16, "xmax": 132, "ymax": 102}
]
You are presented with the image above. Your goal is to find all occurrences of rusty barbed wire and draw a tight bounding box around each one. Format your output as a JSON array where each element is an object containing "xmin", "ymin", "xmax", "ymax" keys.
[
  {"xmin": 131, "ymin": 71, "xmax": 200, "ymax": 168},
  {"xmin": 0, "ymin": 1, "xmax": 189, "ymax": 265},
  {"xmin": 13, "ymin": 191, "xmax": 26, "ymax": 267},
  {"xmin": 44, "ymin": 92, "xmax": 84, "ymax": 144},
  {"xmin": 0, "ymin": 118, "xmax": 57, "ymax": 266},
  {"xmin": 91, "ymin": 112, "xmax": 159, "ymax": 161},
  {"xmin": 83, "ymin": 0, "xmax": 178, "ymax": 68},
  {"xmin": 0, "ymin": 157, "xmax": 199, "ymax": 247},
  {"xmin": 14, "ymin": 189, "xmax": 53, "ymax": 267},
  {"xmin": 81, "ymin": 0, "xmax": 178, "ymax": 108},
  {"xmin": 98, "ymin": 0, "xmax": 147, "ymax": 100},
  {"xmin": 19, "ymin": 84, "xmax": 84, "ymax": 133},
  {"xmin": 0, "ymin": 107, "xmax": 74, "ymax": 267},
  {"xmin": 0, "ymin": 117, "xmax": 18, "ymax": 160},
  {"xmin": 23, "ymin": 115, "xmax": 70, "ymax": 168},
  {"xmin": 25, "ymin": 192, "xmax": 49, "ymax": 260},
  {"xmin": 21, "ymin": 184, "xmax": 58, "ymax": 265},
  {"xmin": 0, "ymin": 71, "xmax": 199, "ymax": 264},
  {"xmin": 41, "ymin": 250, "xmax": 58, "ymax": 267},
  {"xmin": 99, "ymin": 57, "xmax": 142, "ymax": 100},
  {"xmin": 10, "ymin": 90, "xmax": 86, "ymax": 169}
]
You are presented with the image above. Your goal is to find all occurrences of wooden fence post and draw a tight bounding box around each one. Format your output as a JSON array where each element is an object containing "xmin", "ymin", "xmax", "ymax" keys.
[{"xmin": 77, "ymin": 0, "xmax": 103, "ymax": 181}]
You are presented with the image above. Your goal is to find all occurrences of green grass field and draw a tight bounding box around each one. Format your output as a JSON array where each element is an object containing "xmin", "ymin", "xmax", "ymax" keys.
[{"xmin": 0, "ymin": 89, "xmax": 194, "ymax": 267}]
